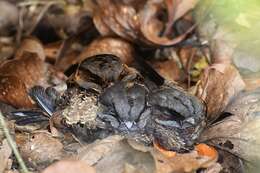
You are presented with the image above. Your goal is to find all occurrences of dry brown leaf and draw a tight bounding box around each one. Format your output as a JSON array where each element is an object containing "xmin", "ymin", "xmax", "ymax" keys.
[
  {"xmin": 0, "ymin": 119, "xmax": 15, "ymax": 142},
  {"xmin": 0, "ymin": 52, "xmax": 47, "ymax": 108},
  {"xmin": 0, "ymin": 53, "xmax": 47, "ymax": 88},
  {"xmin": 127, "ymin": 139, "xmax": 151, "ymax": 153},
  {"xmin": 44, "ymin": 41, "xmax": 80, "ymax": 72},
  {"xmin": 195, "ymin": 64, "xmax": 245, "ymax": 122},
  {"xmin": 4, "ymin": 170, "xmax": 19, "ymax": 173},
  {"xmin": 163, "ymin": 0, "xmax": 179, "ymax": 36},
  {"xmin": 0, "ymin": 1, "xmax": 18, "ymax": 35},
  {"xmin": 139, "ymin": 0, "xmax": 194, "ymax": 46},
  {"xmin": 203, "ymin": 163, "xmax": 222, "ymax": 173},
  {"xmin": 0, "ymin": 139, "xmax": 12, "ymax": 173},
  {"xmin": 151, "ymin": 142, "xmax": 218, "ymax": 173},
  {"xmin": 93, "ymin": 0, "xmax": 196, "ymax": 46},
  {"xmin": 93, "ymin": 10, "xmax": 114, "ymax": 36},
  {"xmin": 179, "ymin": 47, "xmax": 194, "ymax": 68},
  {"xmin": 77, "ymin": 135, "xmax": 124, "ymax": 165},
  {"xmin": 77, "ymin": 37, "xmax": 135, "ymax": 65},
  {"xmin": 178, "ymin": 47, "xmax": 205, "ymax": 72},
  {"xmin": 15, "ymin": 37, "xmax": 45, "ymax": 61},
  {"xmin": 151, "ymin": 147, "xmax": 217, "ymax": 173},
  {"xmin": 173, "ymin": 0, "xmax": 199, "ymax": 22},
  {"xmin": 210, "ymin": 31, "xmax": 235, "ymax": 65},
  {"xmin": 99, "ymin": 1, "xmax": 135, "ymax": 41},
  {"xmin": 44, "ymin": 41, "xmax": 61, "ymax": 61},
  {"xmin": 243, "ymin": 75, "xmax": 260, "ymax": 91},
  {"xmin": 17, "ymin": 132, "xmax": 65, "ymax": 169},
  {"xmin": 212, "ymin": 150, "xmax": 242, "ymax": 173},
  {"xmin": 42, "ymin": 160, "xmax": 96, "ymax": 173},
  {"xmin": 153, "ymin": 141, "xmax": 176, "ymax": 158},
  {"xmin": 123, "ymin": 163, "xmax": 144, "ymax": 173},
  {"xmin": 77, "ymin": 135, "xmax": 154, "ymax": 173},
  {"xmin": 200, "ymin": 89, "xmax": 260, "ymax": 172},
  {"xmin": 0, "ymin": 47, "xmax": 66, "ymax": 108},
  {"xmin": 0, "ymin": 75, "xmax": 34, "ymax": 108},
  {"xmin": 150, "ymin": 59, "xmax": 180, "ymax": 82},
  {"xmin": 55, "ymin": 51, "xmax": 79, "ymax": 72}
]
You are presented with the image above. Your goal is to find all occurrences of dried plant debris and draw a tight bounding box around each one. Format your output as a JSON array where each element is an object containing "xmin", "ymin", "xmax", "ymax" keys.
[
  {"xmin": 200, "ymin": 89, "xmax": 260, "ymax": 172},
  {"xmin": 0, "ymin": 75, "xmax": 34, "ymax": 108},
  {"xmin": 151, "ymin": 143, "xmax": 218, "ymax": 173},
  {"xmin": 0, "ymin": 39, "xmax": 66, "ymax": 109},
  {"xmin": 77, "ymin": 135, "xmax": 155, "ymax": 173},
  {"xmin": 0, "ymin": 1, "xmax": 18, "ymax": 36},
  {"xmin": 15, "ymin": 37, "xmax": 46, "ymax": 61},
  {"xmin": 16, "ymin": 132, "xmax": 65, "ymax": 170},
  {"xmin": 195, "ymin": 64, "xmax": 245, "ymax": 123},
  {"xmin": 93, "ymin": 0, "xmax": 197, "ymax": 46},
  {"xmin": 0, "ymin": 139, "xmax": 12, "ymax": 173},
  {"xmin": 76, "ymin": 135, "xmax": 218, "ymax": 173},
  {"xmin": 77, "ymin": 37, "xmax": 135, "ymax": 65},
  {"xmin": 42, "ymin": 160, "xmax": 96, "ymax": 173}
]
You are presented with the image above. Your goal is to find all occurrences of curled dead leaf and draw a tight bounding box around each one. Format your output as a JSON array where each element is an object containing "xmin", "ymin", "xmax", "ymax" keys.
[
  {"xmin": 0, "ymin": 1, "xmax": 18, "ymax": 35},
  {"xmin": 203, "ymin": 163, "xmax": 222, "ymax": 173},
  {"xmin": 78, "ymin": 37, "xmax": 135, "ymax": 65},
  {"xmin": 0, "ymin": 47, "xmax": 66, "ymax": 108},
  {"xmin": 42, "ymin": 160, "xmax": 96, "ymax": 173},
  {"xmin": 0, "ymin": 118, "xmax": 15, "ymax": 141},
  {"xmin": 55, "ymin": 51, "xmax": 79, "ymax": 72},
  {"xmin": 17, "ymin": 132, "xmax": 65, "ymax": 169},
  {"xmin": 243, "ymin": 75, "xmax": 260, "ymax": 91},
  {"xmin": 0, "ymin": 139, "xmax": 12, "ymax": 173},
  {"xmin": 139, "ymin": 0, "xmax": 195, "ymax": 46},
  {"xmin": 179, "ymin": 47, "xmax": 194, "ymax": 69},
  {"xmin": 153, "ymin": 141, "xmax": 176, "ymax": 158},
  {"xmin": 151, "ymin": 145, "xmax": 217, "ymax": 173},
  {"xmin": 0, "ymin": 75, "xmax": 34, "ymax": 108},
  {"xmin": 77, "ymin": 135, "xmax": 124, "ymax": 166},
  {"xmin": 77, "ymin": 135, "xmax": 154, "ymax": 173},
  {"xmin": 0, "ymin": 53, "xmax": 47, "ymax": 108},
  {"xmin": 44, "ymin": 41, "xmax": 61, "ymax": 61},
  {"xmin": 172, "ymin": 0, "xmax": 199, "ymax": 22},
  {"xmin": 195, "ymin": 64, "xmax": 245, "ymax": 122},
  {"xmin": 93, "ymin": 0, "xmax": 197, "ymax": 46},
  {"xmin": 0, "ymin": 52, "xmax": 47, "ymax": 88},
  {"xmin": 152, "ymin": 142, "xmax": 218, "ymax": 173},
  {"xmin": 199, "ymin": 89, "xmax": 260, "ymax": 172},
  {"xmin": 150, "ymin": 59, "xmax": 180, "ymax": 82},
  {"xmin": 195, "ymin": 143, "xmax": 218, "ymax": 160},
  {"xmin": 99, "ymin": 0, "xmax": 135, "ymax": 41},
  {"xmin": 15, "ymin": 37, "xmax": 45, "ymax": 61},
  {"xmin": 93, "ymin": 9, "xmax": 114, "ymax": 36}
]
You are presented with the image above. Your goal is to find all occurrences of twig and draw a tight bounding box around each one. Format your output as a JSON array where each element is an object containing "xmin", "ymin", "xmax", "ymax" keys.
[
  {"xmin": 26, "ymin": 1, "xmax": 56, "ymax": 36},
  {"xmin": 0, "ymin": 111, "xmax": 30, "ymax": 173},
  {"xmin": 18, "ymin": 0, "xmax": 65, "ymax": 7},
  {"xmin": 186, "ymin": 48, "xmax": 197, "ymax": 88},
  {"xmin": 16, "ymin": 6, "xmax": 26, "ymax": 46}
]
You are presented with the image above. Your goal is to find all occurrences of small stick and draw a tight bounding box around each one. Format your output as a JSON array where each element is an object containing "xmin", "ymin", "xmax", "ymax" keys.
[{"xmin": 0, "ymin": 111, "xmax": 30, "ymax": 173}]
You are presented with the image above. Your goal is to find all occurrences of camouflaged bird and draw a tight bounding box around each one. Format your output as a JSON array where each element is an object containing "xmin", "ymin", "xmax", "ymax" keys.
[{"xmin": 13, "ymin": 54, "xmax": 206, "ymax": 152}]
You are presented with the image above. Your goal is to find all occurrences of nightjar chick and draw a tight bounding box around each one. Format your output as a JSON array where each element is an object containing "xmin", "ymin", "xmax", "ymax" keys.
[
  {"xmin": 97, "ymin": 81, "xmax": 207, "ymax": 152},
  {"xmin": 13, "ymin": 54, "xmax": 207, "ymax": 153}
]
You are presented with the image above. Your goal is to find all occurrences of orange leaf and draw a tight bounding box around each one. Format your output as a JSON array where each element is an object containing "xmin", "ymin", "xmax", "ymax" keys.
[
  {"xmin": 195, "ymin": 143, "xmax": 218, "ymax": 160},
  {"xmin": 153, "ymin": 141, "xmax": 176, "ymax": 158}
]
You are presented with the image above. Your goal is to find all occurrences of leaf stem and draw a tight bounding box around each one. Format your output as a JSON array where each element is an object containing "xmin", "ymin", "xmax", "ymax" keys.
[{"xmin": 0, "ymin": 111, "xmax": 30, "ymax": 173}]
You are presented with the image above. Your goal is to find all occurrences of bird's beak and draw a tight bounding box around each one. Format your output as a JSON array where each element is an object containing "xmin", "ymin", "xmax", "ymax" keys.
[{"xmin": 124, "ymin": 121, "xmax": 133, "ymax": 129}]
